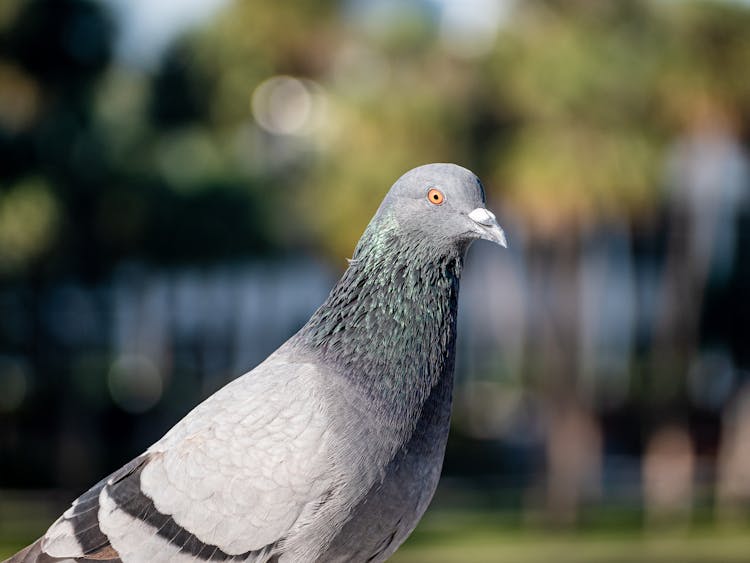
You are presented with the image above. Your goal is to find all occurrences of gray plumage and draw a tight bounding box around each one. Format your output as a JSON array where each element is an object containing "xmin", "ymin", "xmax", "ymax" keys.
[{"xmin": 5, "ymin": 163, "xmax": 506, "ymax": 563}]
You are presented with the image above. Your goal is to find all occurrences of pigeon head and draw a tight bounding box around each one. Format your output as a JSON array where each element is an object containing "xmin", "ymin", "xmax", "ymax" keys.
[
  {"xmin": 368, "ymin": 163, "xmax": 507, "ymax": 252},
  {"xmin": 302, "ymin": 163, "xmax": 505, "ymax": 401}
]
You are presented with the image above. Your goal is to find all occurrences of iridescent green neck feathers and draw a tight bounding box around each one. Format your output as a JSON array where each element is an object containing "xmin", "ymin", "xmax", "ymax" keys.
[{"xmin": 297, "ymin": 212, "xmax": 465, "ymax": 415}]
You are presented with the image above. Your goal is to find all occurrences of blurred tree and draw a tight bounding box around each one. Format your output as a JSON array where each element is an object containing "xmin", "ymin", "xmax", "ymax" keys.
[
  {"xmin": 1, "ymin": 0, "xmax": 749, "ymax": 271},
  {"xmin": 0, "ymin": 0, "xmax": 114, "ymax": 279},
  {"xmin": 149, "ymin": 41, "xmax": 215, "ymax": 129},
  {"xmin": 1, "ymin": 0, "xmax": 750, "ymax": 521}
]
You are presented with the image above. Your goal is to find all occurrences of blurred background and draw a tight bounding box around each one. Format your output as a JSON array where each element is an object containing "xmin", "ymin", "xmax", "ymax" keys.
[{"xmin": 0, "ymin": 0, "xmax": 749, "ymax": 561}]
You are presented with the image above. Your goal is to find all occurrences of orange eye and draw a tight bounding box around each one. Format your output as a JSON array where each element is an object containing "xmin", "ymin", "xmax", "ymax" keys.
[{"xmin": 427, "ymin": 188, "xmax": 444, "ymax": 205}]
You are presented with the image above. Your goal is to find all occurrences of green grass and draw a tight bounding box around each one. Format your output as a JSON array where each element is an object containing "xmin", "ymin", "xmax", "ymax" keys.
[
  {"xmin": 3, "ymin": 494, "xmax": 750, "ymax": 562},
  {"xmin": 0, "ymin": 490, "xmax": 69, "ymax": 560},
  {"xmin": 6, "ymin": 527, "xmax": 750, "ymax": 563},
  {"xmin": 392, "ymin": 509, "xmax": 750, "ymax": 563},
  {"xmin": 393, "ymin": 531, "xmax": 750, "ymax": 563}
]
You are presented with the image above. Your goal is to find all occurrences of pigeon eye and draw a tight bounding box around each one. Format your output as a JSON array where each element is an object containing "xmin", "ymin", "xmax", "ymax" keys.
[{"xmin": 427, "ymin": 188, "xmax": 444, "ymax": 205}]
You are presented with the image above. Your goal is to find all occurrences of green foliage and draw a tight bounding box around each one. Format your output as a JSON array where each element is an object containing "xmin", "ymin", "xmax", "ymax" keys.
[
  {"xmin": 1, "ymin": 0, "xmax": 750, "ymax": 272},
  {"xmin": 0, "ymin": 177, "xmax": 59, "ymax": 273}
]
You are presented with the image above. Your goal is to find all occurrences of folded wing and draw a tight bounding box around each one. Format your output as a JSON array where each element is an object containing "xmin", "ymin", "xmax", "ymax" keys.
[{"xmin": 34, "ymin": 357, "xmax": 335, "ymax": 563}]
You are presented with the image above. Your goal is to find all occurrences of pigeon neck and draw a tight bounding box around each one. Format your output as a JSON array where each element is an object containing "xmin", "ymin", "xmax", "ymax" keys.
[{"xmin": 298, "ymin": 215, "xmax": 465, "ymax": 422}]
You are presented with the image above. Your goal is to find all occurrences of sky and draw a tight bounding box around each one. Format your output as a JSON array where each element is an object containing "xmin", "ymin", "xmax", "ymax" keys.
[
  {"xmin": 101, "ymin": 0, "xmax": 515, "ymax": 68},
  {"xmin": 101, "ymin": 0, "xmax": 750, "ymax": 69},
  {"xmin": 101, "ymin": 0, "xmax": 230, "ymax": 69}
]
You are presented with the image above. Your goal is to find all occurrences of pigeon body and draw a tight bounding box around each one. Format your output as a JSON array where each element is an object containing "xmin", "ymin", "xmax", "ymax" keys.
[{"xmin": 6, "ymin": 163, "xmax": 506, "ymax": 563}]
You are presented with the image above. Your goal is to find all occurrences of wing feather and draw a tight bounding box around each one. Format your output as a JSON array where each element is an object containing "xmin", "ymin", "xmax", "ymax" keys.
[
  {"xmin": 138, "ymin": 357, "xmax": 335, "ymax": 554},
  {"xmin": 16, "ymin": 352, "xmax": 337, "ymax": 563}
]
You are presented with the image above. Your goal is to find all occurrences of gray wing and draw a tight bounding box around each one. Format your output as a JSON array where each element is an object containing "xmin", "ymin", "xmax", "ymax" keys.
[{"xmin": 5, "ymin": 355, "xmax": 338, "ymax": 563}]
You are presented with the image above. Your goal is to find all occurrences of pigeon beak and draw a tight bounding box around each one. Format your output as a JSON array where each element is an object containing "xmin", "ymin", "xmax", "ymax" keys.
[{"xmin": 468, "ymin": 208, "xmax": 508, "ymax": 248}]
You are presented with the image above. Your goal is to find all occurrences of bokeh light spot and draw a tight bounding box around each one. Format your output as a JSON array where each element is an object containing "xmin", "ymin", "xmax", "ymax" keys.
[
  {"xmin": 0, "ymin": 177, "xmax": 60, "ymax": 274},
  {"xmin": 0, "ymin": 356, "xmax": 29, "ymax": 413},
  {"xmin": 108, "ymin": 354, "xmax": 163, "ymax": 413},
  {"xmin": 251, "ymin": 76, "xmax": 315, "ymax": 136}
]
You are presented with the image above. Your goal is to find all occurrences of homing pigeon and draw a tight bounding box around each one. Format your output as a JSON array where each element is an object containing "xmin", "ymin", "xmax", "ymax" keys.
[{"xmin": 6, "ymin": 163, "xmax": 507, "ymax": 563}]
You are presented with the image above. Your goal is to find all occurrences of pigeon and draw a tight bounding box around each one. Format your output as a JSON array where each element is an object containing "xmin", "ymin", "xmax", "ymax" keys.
[{"xmin": 6, "ymin": 163, "xmax": 507, "ymax": 563}]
